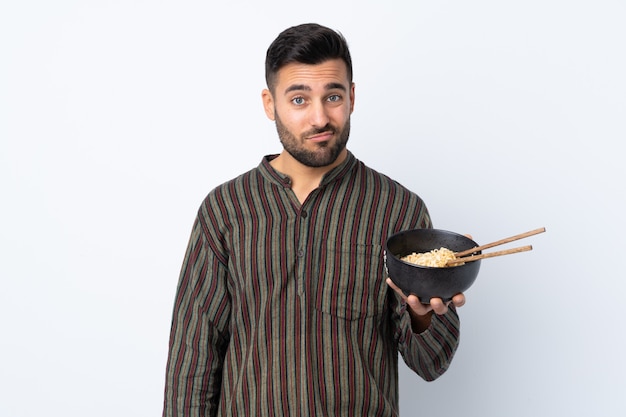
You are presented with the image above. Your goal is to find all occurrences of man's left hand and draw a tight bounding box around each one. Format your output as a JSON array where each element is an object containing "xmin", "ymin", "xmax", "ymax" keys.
[{"xmin": 386, "ymin": 278, "xmax": 465, "ymax": 333}]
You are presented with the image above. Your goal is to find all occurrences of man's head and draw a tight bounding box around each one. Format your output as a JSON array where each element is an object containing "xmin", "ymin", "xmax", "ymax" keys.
[
  {"xmin": 262, "ymin": 24, "xmax": 355, "ymax": 168},
  {"xmin": 265, "ymin": 23, "xmax": 353, "ymax": 94}
]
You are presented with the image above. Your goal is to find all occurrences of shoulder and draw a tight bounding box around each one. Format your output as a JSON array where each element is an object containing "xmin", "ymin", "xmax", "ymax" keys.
[
  {"xmin": 354, "ymin": 159, "xmax": 431, "ymax": 230},
  {"xmin": 355, "ymin": 160, "xmax": 421, "ymax": 199},
  {"xmin": 201, "ymin": 166, "xmax": 262, "ymax": 208},
  {"xmin": 189, "ymin": 166, "xmax": 263, "ymax": 238}
]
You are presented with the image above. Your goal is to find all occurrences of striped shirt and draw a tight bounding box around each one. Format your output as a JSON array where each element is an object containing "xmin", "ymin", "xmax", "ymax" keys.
[{"xmin": 163, "ymin": 151, "xmax": 460, "ymax": 416}]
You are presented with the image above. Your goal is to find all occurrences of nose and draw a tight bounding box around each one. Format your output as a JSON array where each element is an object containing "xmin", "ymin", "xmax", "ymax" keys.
[{"xmin": 309, "ymin": 101, "xmax": 330, "ymax": 129}]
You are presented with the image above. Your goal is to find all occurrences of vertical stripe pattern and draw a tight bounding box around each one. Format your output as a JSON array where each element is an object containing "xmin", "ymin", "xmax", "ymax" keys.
[{"xmin": 163, "ymin": 152, "xmax": 461, "ymax": 416}]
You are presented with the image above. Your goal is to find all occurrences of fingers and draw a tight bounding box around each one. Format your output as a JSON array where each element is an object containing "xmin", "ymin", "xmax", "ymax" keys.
[
  {"xmin": 386, "ymin": 278, "xmax": 466, "ymax": 316},
  {"xmin": 386, "ymin": 278, "xmax": 435, "ymax": 315},
  {"xmin": 429, "ymin": 297, "xmax": 449, "ymax": 315},
  {"xmin": 430, "ymin": 294, "xmax": 465, "ymax": 314},
  {"xmin": 451, "ymin": 293, "xmax": 466, "ymax": 308},
  {"xmin": 406, "ymin": 294, "xmax": 433, "ymax": 316},
  {"xmin": 385, "ymin": 278, "xmax": 403, "ymax": 296},
  {"xmin": 386, "ymin": 278, "xmax": 432, "ymax": 314}
]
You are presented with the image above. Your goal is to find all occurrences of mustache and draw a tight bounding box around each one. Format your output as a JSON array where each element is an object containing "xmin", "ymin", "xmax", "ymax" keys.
[{"xmin": 303, "ymin": 124, "xmax": 336, "ymax": 137}]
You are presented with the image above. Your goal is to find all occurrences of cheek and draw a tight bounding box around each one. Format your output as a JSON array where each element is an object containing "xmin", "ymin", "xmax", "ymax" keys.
[
  {"xmin": 277, "ymin": 108, "xmax": 305, "ymax": 129},
  {"xmin": 331, "ymin": 107, "xmax": 351, "ymax": 125}
]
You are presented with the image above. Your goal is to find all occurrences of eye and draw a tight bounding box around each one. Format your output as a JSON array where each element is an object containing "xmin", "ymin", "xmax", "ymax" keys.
[
  {"xmin": 291, "ymin": 96, "xmax": 305, "ymax": 105},
  {"xmin": 327, "ymin": 94, "xmax": 342, "ymax": 103}
]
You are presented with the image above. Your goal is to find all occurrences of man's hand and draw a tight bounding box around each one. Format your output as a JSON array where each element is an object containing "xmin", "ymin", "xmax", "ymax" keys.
[{"xmin": 386, "ymin": 278, "xmax": 465, "ymax": 333}]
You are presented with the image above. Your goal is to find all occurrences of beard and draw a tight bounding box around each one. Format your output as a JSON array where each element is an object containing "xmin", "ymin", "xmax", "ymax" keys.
[{"xmin": 274, "ymin": 111, "xmax": 350, "ymax": 168}]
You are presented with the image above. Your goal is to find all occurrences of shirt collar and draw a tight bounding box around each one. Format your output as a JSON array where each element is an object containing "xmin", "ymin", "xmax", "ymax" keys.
[{"xmin": 259, "ymin": 151, "xmax": 357, "ymax": 187}]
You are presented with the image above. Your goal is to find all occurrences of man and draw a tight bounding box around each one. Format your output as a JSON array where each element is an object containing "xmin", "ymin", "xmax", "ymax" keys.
[{"xmin": 163, "ymin": 23, "xmax": 465, "ymax": 416}]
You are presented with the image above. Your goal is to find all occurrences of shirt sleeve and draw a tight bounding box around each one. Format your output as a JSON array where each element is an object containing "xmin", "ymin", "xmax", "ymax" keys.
[
  {"xmin": 390, "ymin": 290, "xmax": 461, "ymax": 381},
  {"xmin": 387, "ymin": 191, "xmax": 461, "ymax": 381},
  {"xmin": 162, "ymin": 211, "xmax": 231, "ymax": 417}
]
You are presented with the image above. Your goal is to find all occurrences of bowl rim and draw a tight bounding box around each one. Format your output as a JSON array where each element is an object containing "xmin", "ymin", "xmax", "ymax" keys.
[{"xmin": 384, "ymin": 228, "xmax": 480, "ymax": 269}]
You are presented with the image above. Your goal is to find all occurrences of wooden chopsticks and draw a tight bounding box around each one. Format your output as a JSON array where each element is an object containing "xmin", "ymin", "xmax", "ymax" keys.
[{"xmin": 446, "ymin": 227, "xmax": 545, "ymax": 266}]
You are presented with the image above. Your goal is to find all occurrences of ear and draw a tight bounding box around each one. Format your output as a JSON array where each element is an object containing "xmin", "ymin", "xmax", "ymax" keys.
[
  {"xmin": 262, "ymin": 89, "xmax": 275, "ymax": 120},
  {"xmin": 349, "ymin": 82, "xmax": 356, "ymax": 114}
]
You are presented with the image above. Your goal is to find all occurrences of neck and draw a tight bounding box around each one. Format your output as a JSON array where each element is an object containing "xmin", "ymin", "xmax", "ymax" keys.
[{"xmin": 270, "ymin": 149, "xmax": 347, "ymax": 204}]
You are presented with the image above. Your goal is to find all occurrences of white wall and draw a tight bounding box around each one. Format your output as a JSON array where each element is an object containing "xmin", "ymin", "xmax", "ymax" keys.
[{"xmin": 1, "ymin": 1, "xmax": 624, "ymax": 416}]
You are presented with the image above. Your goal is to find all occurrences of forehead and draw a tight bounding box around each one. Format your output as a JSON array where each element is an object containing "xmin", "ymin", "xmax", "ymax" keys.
[{"xmin": 275, "ymin": 59, "xmax": 350, "ymax": 94}]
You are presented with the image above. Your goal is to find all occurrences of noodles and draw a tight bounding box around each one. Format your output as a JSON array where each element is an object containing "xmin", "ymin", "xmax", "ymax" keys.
[{"xmin": 401, "ymin": 247, "xmax": 458, "ymax": 267}]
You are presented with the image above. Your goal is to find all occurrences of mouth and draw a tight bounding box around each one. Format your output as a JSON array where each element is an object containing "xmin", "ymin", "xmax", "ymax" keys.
[{"xmin": 306, "ymin": 131, "xmax": 334, "ymax": 143}]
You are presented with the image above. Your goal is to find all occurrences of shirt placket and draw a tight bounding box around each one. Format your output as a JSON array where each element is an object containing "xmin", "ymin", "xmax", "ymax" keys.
[
  {"xmin": 280, "ymin": 175, "xmax": 314, "ymax": 415},
  {"xmin": 299, "ymin": 199, "xmax": 313, "ymax": 415}
]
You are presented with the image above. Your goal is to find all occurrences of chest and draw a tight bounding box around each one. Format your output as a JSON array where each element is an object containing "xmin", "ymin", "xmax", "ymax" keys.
[{"xmin": 225, "ymin": 182, "xmax": 391, "ymax": 320}]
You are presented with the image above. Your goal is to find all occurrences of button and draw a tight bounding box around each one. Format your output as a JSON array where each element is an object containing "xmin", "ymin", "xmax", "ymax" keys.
[
  {"xmin": 301, "ymin": 210, "xmax": 308, "ymax": 218},
  {"xmin": 283, "ymin": 177, "xmax": 291, "ymax": 185},
  {"xmin": 297, "ymin": 248, "xmax": 304, "ymax": 257}
]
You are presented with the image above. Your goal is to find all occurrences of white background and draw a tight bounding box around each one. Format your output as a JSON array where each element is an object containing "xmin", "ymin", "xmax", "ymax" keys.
[{"xmin": 1, "ymin": 1, "xmax": 625, "ymax": 416}]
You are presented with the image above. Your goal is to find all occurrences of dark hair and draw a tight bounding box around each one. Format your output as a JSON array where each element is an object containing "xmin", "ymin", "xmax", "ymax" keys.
[{"xmin": 265, "ymin": 23, "xmax": 353, "ymax": 91}]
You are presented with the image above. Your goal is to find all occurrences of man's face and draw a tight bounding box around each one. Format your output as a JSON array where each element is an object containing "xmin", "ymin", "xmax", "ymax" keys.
[{"xmin": 262, "ymin": 59, "xmax": 355, "ymax": 168}]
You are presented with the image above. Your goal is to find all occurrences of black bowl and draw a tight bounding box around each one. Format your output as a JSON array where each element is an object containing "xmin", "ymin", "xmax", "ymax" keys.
[{"xmin": 384, "ymin": 228, "xmax": 481, "ymax": 303}]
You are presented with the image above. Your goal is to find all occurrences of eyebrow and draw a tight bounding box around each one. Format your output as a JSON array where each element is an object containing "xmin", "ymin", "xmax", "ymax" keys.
[{"xmin": 283, "ymin": 82, "xmax": 347, "ymax": 95}]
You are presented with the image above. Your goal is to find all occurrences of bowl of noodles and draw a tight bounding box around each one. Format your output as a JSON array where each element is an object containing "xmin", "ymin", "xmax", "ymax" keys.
[{"xmin": 384, "ymin": 228, "xmax": 481, "ymax": 303}]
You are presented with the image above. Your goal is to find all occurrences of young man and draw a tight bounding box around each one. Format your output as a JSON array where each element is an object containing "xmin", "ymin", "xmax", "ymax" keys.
[{"xmin": 163, "ymin": 23, "xmax": 465, "ymax": 416}]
